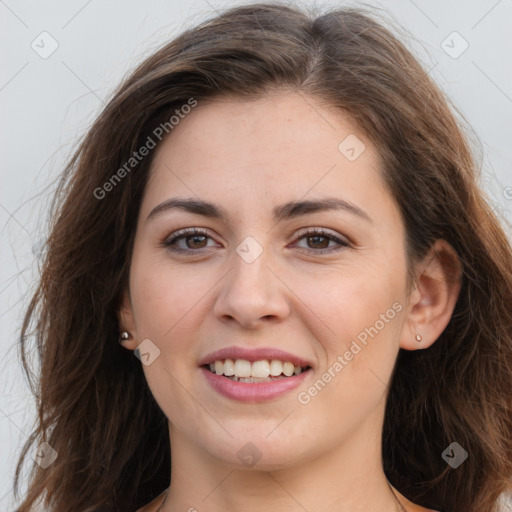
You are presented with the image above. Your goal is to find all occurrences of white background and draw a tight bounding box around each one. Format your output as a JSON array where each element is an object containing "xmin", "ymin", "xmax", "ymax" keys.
[{"xmin": 1, "ymin": 0, "xmax": 511, "ymax": 510}]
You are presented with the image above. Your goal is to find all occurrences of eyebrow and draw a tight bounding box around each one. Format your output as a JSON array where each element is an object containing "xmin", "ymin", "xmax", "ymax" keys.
[{"xmin": 146, "ymin": 197, "xmax": 372, "ymax": 224}]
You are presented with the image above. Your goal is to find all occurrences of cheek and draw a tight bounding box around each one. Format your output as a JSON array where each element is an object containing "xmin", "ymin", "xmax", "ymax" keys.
[
  {"xmin": 130, "ymin": 252, "xmax": 212, "ymax": 345},
  {"xmin": 289, "ymin": 259, "xmax": 404, "ymax": 351},
  {"xmin": 129, "ymin": 258, "xmax": 209, "ymax": 420},
  {"xmin": 294, "ymin": 280, "xmax": 404, "ymax": 438},
  {"xmin": 290, "ymin": 263, "xmax": 405, "ymax": 422}
]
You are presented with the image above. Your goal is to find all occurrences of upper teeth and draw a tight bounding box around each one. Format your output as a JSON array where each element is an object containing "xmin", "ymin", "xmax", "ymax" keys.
[{"xmin": 209, "ymin": 359, "xmax": 305, "ymax": 378}]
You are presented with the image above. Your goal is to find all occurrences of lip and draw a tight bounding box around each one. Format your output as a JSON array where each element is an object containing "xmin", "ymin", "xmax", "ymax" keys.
[
  {"xmin": 200, "ymin": 366, "xmax": 311, "ymax": 402},
  {"xmin": 198, "ymin": 345, "xmax": 313, "ymax": 368}
]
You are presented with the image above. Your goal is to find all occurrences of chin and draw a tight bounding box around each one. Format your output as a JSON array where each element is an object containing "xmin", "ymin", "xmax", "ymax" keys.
[{"xmin": 202, "ymin": 432, "xmax": 311, "ymax": 471}]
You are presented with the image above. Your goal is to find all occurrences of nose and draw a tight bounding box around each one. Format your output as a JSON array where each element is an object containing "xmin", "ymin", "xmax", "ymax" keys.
[{"xmin": 212, "ymin": 244, "xmax": 291, "ymax": 330}]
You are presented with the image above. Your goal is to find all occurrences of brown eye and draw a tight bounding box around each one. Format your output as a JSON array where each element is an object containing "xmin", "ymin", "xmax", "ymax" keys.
[
  {"xmin": 293, "ymin": 228, "xmax": 350, "ymax": 255},
  {"xmin": 163, "ymin": 228, "xmax": 217, "ymax": 253},
  {"xmin": 184, "ymin": 234, "xmax": 208, "ymax": 249},
  {"xmin": 306, "ymin": 234, "xmax": 330, "ymax": 249}
]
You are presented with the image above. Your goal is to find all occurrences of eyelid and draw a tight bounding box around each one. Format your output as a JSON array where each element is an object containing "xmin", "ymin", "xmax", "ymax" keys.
[
  {"xmin": 293, "ymin": 226, "xmax": 350, "ymax": 242},
  {"xmin": 162, "ymin": 227, "xmax": 219, "ymax": 249}
]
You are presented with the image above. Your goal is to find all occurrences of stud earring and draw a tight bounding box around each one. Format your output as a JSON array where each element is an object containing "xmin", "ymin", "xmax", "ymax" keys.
[
  {"xmin": 119, "ymin": 331, "xmax": 131, "ymax": 343},
  {"xmin": 415, "ymin": 334, "xmax": 423, "ymax": 343}
]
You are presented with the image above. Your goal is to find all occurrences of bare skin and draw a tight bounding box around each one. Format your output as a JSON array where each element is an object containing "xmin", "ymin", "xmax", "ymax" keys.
[
  {"xmin": 122, "ymin": 89, "xmax": 460, "ymax": 512},
  {"xmin": 137, "ymin": 487, "xmax": 438, "ymax": 512}
]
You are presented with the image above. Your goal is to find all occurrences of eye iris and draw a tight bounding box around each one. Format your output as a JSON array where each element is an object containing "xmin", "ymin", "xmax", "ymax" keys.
[
  {"xmin": 187, "ymin": 235, "xmax": 207, "ymax": 249},
  {"xmin": 307, "ymin": 235, "xmax": 329, "ymax": 249}
]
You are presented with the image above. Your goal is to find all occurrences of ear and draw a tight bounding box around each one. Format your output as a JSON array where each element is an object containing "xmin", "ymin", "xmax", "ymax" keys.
[
  {"xmin": 400, "ymin": 239, "xmax": 461, "ymax": 351},
  {"xmin": 117, "ymin": 288, "xmax": 139, "ymax": 350}
]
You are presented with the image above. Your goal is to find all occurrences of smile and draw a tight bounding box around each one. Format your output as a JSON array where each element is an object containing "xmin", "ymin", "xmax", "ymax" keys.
[
  {"xmin": 199, "ymin": 346, "xmax": 313, "ymax": 402},
  {"xmin": 205, "ymin": 358, "xmax": 310, "ymax": 382}
]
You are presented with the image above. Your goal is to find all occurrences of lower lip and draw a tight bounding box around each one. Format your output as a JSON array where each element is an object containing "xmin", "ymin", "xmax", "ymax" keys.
[{"xmin": 200, "ymin": 367, "xmax": 310, "ymax": 402}]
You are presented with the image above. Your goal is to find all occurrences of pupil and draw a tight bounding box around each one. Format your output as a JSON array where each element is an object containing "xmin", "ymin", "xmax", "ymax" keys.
[
  {"xmin": 188, "ymin": 235, "xmax": 206, "ymax": 248},
  {"xmin": 308, "ymin": 235, "xmax": 328, "ymax": 249}
]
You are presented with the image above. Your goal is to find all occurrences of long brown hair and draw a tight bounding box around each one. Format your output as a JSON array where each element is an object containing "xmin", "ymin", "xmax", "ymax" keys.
[{"xmin": 14, "ymin": 2, "xmax": 512, "ymax": 511}]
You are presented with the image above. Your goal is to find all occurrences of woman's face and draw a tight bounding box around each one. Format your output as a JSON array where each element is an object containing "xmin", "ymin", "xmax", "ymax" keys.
[{"xmin": 123, "ymin": 90, "xmax": 414, "ymax": 470}]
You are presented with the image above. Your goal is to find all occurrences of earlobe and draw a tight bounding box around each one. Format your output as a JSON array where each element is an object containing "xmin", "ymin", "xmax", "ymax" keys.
[
  {"xmin": 117, "ymin": 289, "xmax": 139, "ymax": 350},
  {"xmin": 400, "ymin": 239, "xmax": 461, "ymax": 351}
]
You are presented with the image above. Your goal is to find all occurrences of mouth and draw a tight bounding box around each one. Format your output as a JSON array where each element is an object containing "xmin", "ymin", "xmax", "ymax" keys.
[{"xmin": 198, "ymin": 346, "xmax": 313, "ymax": 401}]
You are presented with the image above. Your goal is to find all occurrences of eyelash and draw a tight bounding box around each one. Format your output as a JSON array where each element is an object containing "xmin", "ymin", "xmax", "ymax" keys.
[{"xmin": 162, "ymin": 227, "xmax": 350, "ymax": 255}]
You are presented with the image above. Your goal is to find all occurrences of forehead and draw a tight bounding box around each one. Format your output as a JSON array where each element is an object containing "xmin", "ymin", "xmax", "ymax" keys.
[
  {"xmin": 142, "ymin": 90, "xmax": 393, "ymax": 223},
  {"xmin": 153, "ymin": 91, "xmax": 373, "ymax": 170}
]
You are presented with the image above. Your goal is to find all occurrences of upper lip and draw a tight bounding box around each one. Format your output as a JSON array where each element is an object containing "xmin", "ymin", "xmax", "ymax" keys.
[{"xmin": 198, "ymin": 346, "xmax": 313, "ymax": 368}]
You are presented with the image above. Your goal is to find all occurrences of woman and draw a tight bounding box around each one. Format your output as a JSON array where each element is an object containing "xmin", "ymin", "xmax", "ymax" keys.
[{"xmin": 14, "ymin": 3, "xmax": 512, "ymax": 511}]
